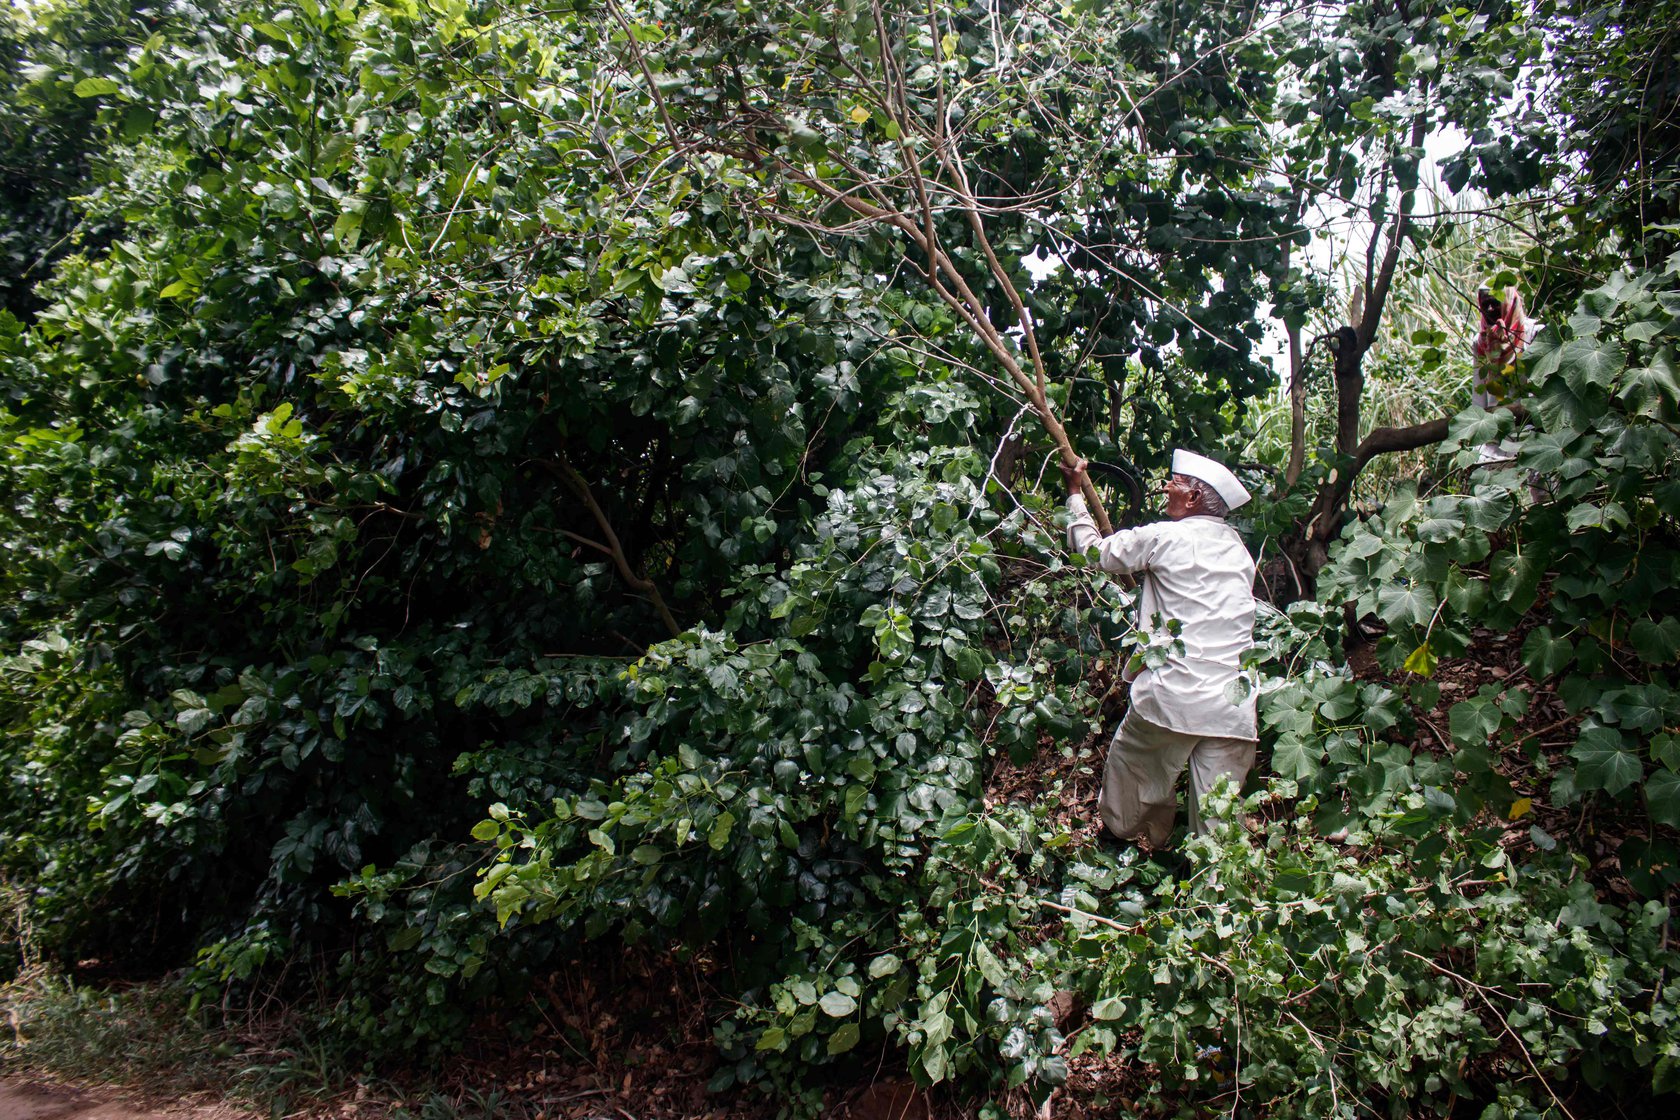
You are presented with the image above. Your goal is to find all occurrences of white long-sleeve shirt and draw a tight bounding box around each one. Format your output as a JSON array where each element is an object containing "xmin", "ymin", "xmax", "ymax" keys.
[{"xmin": 1068, "ymin": 494, "xmax": 1258, "ymax": 740}]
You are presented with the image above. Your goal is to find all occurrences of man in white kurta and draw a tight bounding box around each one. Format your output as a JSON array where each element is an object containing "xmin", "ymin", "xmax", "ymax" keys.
[{"xmin": 1064, "ymin": 450, "xmax": 1258, "ymax": 846}]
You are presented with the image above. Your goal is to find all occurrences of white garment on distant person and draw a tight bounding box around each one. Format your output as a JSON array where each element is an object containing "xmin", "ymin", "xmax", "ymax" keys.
[{"xmin": 1067, "ymin": 494, "xmax": 1258, "ymax": 740}]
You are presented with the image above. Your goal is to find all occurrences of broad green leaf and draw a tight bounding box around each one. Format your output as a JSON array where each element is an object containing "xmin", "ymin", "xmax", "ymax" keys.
[
  {"xmin": 1271, "ymin": 734, "xmax": 1321, "ymax": 780},
  {"xmin": 1658, "ymin": 479, "xmax": 1680, "ymax": 519},
  {"xmin": 972, "ymin": 941, "xmax": 1009, "ymax": 988},
  {"xmin": 1445, "ymin": 407, "xmax": 1505, "ymax": 449},
  {"xmin": 1526, "ymin": 329, "xmax": 1564, "ymax": 381},
  {"xmin": 176, "ymin": 708, "xmax": 213, "ymax": 735},
  {"xmin": 1566, "ymin": 503, "xmax": 1608, "ymax": 531},
  {"xmin": 1655, "ymin": 1054, "xmax": 1680, "ymax": 1096},
  {"xmin": 1646, "ymin": 770, "xmax": 1680, "ymax": 830},
  {"xmin": 1460, "ymin": 490, "xmax": 1515, "ymax": 532},
  {"xmin": 1559, "ymin": 337, "xmax": 1626, "ymax": 390},
  {"xmin": 1091, "ymin": 997, "xmax": 1125, "ymax": 1020},
  {"xmin": 1518, "ymin": 430, "xmax": 1577, "ymax": 473},
  {"xmin": 1382, "ymin": 484, "xmax": 1420, "ymax": 525},
  {"xmin": 1623, "ymin": 319, "xmax": 1664, "ymax": 343},
  {"xmin": 868, "ymin": 953, "xmax": 901, "ymax": 979},
  {"xmin": 1449, "ymin": 698, "xmax": 1502, "ymax": 747},
  {"xmin": 1596, "ymin": 686, "xmax": 1668, "ymax": 733},
  {"xmin": 1521, "ymin": 627, "xmax": 1575, "ymax": 679},
  {"xmin": 1491, "ymin": 549, "xmax": 1544, "ymax": 610},
  {"xmin": 1532, "ymin": 380, "xmax": 1594, "ymax": 432},
  {"xmin": 1376, "ymin": 582, "xmax": 1436, "ymax": 629},
  {"xmin": 1416, "ymin": 517, "xmax": 1461, "ymax": 543},
  {"xmin": 819, "ymin": 990, "xmax": 857, "ymax": 1017},
  {"xmin": 1619, "ymin": 350, "xmax": 1680, "ymax": 414},
  {"xmin": 73, "ymin": 77, "xmax": 121, "ymax": 97},
  {"xmin": 708, "ymin": 810, "xmax": 735, "ymax": 850},
  {"xmin": 1571, "ymin": 723, "xmax": 1642, "ymax": 796},
  {"xmin": 1653, "ymin": 734, "xmax": 1680, "ymax": 772},
  {"xmin": 386, "ymin": 927, "xmax": 423, "ymax": 952},
  {"xmin": 1443, "ymin": 570, "xmax": 1489, "ymax": 615},
  {"xmin": 1568, "ymin": 312, "xmax": 1603, "ymax": 339},
  {"xmin": 826, "ymin": 1022, "xmax": 861, "ymax": 1054},
  {"xmin": 1455, "ymin": 744, "xmax": 1494, "ymax": 773}
]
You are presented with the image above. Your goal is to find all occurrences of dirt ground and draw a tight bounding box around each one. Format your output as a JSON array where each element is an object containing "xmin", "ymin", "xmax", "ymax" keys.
[{"xmin": 0, "ymin": 1081, "xmax": 252, "ymax": 1120}]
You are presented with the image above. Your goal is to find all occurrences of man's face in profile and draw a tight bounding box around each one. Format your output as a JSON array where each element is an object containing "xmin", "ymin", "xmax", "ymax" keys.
[{"xmin": 1163, "ymin": 473, "xmax": 1199, "ymax": 520}]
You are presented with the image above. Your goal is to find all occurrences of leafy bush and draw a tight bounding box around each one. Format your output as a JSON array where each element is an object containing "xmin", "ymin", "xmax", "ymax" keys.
[
  {"xmin": 465, "ymin": 436, "xmax": 1106, "ymax": 1105},
  {"xmin": 1057, "ymin": 784, "xmax": 1680, "ymax": 1115},
  {"xmin": 1319, "ymin": 259, "xmax": 1680, "ymax": 851},
  {"xmin": 2, "ymin": 1, "xmax": 1679, "ymax": 1116}
]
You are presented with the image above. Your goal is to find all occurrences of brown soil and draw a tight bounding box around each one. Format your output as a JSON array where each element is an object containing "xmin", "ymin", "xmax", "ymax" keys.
[{"xmin": 0, "ymin": 1081, "xmax": 251, "ymax": 1120}]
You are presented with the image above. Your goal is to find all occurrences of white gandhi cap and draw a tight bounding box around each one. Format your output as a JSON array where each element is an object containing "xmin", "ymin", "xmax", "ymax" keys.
[{"xmin": 1171, "ymin": 449, "xmax": 1251, "ymax": 511}]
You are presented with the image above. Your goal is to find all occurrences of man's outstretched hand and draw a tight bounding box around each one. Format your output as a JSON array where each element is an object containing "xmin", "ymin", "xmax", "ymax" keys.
[{"xmin": 1059, "ymin": 457, "xmax": 1089, "ymax": 494}]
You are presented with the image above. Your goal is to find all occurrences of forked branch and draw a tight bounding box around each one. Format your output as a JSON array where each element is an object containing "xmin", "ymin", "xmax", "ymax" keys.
[
  {"xmin": 541, "ymin": 456, "xmax": 682, "ymax": 639},
  {"xmin": 602, "ymin": 5, "xmax": 1114, "ymax": 534}
]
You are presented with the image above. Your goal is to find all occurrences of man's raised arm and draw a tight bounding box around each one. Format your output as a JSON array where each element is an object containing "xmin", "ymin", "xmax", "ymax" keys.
[{"xmin": 1062, "ymin": 459, "xmax": 1154, "ymax": 575}]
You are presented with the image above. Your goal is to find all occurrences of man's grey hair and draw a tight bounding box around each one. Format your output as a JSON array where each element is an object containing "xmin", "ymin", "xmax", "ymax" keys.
[{"xmin": 1184, "ymin": 476, "xmax": 1229, "ymax": 518}]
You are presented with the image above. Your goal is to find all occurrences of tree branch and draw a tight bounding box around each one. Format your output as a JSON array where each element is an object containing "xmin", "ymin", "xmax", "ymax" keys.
[
  {"xmin": 540, "ymin": 457, "xmax": 682, "ymax": 639},
  {"xmin": 1357, "ymin": 110, "xmax": 1430, "ymax": 350},
  {"xmin": 1352, "ymin": 403, "xmax": 1528, "ymax": 475},
  {"xmin": 766, "ymin": 156, "xmax": 1113, "ymax": 532},
  {"xmin": 1305, "ymin": 402, "xmax": 1530, "ymax": 548},
  {"xmin": 602, "ymin": 7, "xmax": 1116, "ymax": 533}
]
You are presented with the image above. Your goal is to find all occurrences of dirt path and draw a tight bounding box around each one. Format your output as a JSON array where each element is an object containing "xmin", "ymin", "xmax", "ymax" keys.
[{"xmin": 0, "ymin": 1081, "xmax": 253, "ymax": 1120}]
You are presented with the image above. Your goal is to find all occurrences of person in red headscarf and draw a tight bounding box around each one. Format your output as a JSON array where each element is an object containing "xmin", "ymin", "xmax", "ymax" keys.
[{"xmin": 1471, "ymin": 287, "xmax": 1533, "ymax": 464}]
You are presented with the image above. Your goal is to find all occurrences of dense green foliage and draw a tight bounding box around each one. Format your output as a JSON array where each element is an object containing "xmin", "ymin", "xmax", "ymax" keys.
[
  {"xmin": 1531, "ymin": 0, "xmax": 1680, "ymax": 284},
  {"xmin": 1319, "ymin": 262, "xmax": 1680, "ymax": 855},
  {"xmin": 0, "ymin": 0, "xmax": 141, "ymax": 320},
  {"xmin": 4, "ymin": 0, "xmax": 1680, "ymax": 1116}
]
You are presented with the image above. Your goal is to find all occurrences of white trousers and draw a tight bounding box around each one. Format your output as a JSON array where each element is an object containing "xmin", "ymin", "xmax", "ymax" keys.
[{"xmin": 1098, "ymin": 712, "xmax": 1257, "ymax": 846}]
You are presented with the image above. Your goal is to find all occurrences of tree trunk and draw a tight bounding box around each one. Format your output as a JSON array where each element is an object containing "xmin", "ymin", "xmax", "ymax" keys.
[
  {"xmin": 1284, "ymin": 321, "xmax": 1308, "ymax": 489},
  {"xmin": 1274, "ymin": 109, "xmax": 1431, "ymax": 601},
  {"xmin": 1331, "ymin": 326, "xmax": 1363, "ymax": 459},
  {"xmin": 1283, "ymin": 329, "xmax": 1364, "ymax": 594}
]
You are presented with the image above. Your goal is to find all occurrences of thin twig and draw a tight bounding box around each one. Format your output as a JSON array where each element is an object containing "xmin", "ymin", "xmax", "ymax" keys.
[
  {"xmin": 1509, "ymin": 715, "xmax": 1578, "ymax": 752},
  {"xmin": 1035, "ymin": 898, "xmax": 1141, "ymax": 933},
  {"xmin": 1401, "ymin": 950, "xmax": 1579, "ymax": 1120}
]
